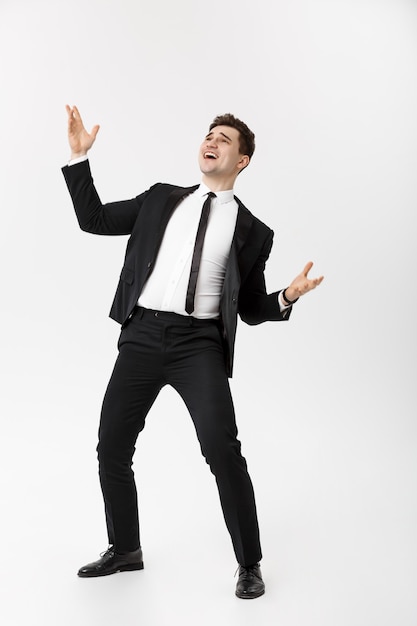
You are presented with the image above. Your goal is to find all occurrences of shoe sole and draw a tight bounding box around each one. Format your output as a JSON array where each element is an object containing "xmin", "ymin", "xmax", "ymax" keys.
[
  {"xmin": 78, "ymin": 561, "xmax": 144, "ymax": 578},
  {"xmin": 235, "ymin": 588, "xmax": 265, "ymax": 599}
]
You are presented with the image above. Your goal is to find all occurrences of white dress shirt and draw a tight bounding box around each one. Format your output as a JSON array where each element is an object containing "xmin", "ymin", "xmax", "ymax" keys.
[{"xmin": 139, "ymin": 183, "xmax": 237, "ymax": 318}]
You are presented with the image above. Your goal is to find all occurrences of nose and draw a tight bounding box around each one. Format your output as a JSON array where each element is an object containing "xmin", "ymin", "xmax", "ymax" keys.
[{"xmin": 206, "ymin": 137, "xmax": 217, "ymax": 148}]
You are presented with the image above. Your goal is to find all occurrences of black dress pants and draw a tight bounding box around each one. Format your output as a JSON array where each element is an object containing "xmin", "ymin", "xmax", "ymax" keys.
[{"xmin": 97, "ymin": 306, "xmax": 262, "ymax": 566}]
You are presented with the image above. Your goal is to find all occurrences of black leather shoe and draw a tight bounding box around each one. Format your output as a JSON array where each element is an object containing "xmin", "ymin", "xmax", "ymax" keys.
[
  {"xmin": 235, "ymin": 563, "xmax": 265, "ymax": 599},
  {"xmin": 77, "ymin": 546, "xmax": 144, "ymax": 578}
]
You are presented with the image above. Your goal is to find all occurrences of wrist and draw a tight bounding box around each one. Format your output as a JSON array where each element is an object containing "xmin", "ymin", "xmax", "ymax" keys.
[
  {"xmin": 282, "ymin": 288, "xmax": 299, "ymax": 305},
  {"xmin": 70, "ymin": 150, "xmax": 88, "ymax": 160}
]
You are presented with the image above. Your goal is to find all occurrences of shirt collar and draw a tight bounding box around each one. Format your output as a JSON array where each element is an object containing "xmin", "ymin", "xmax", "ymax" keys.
[{"xmin": 197, "ymin": 182, "xmax": 234, "ymax": 205}]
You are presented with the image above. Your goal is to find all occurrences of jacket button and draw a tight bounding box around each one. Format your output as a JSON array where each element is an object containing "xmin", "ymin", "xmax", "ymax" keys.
[{"xmin": 147, "ymin": 261, "xmax": 152, "ymax": 268}]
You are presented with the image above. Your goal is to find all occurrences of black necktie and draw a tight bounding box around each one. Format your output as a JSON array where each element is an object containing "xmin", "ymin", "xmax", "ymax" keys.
[{"xmin": 185, "ymin": 191, "xmax": 216, "ymax": 314}]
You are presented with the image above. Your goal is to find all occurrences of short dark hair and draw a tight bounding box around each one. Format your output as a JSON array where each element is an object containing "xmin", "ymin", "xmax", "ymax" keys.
[{"xmin": 209, "ymin": 113, "xmax": 255, "ymax": 159}]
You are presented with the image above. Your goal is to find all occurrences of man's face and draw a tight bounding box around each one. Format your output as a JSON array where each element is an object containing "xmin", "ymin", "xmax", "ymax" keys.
[{"xmin": 198, "ymin": 125, "xmax": 249, "ymax": 182}]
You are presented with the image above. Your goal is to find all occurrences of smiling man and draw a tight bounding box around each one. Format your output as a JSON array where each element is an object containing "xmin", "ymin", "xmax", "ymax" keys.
[{"xmin": 62, "ymin": 106, "xmax": 323, "ymax": 599}]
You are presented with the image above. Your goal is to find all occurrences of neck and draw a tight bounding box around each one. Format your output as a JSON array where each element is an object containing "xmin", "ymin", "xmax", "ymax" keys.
[{"xmin": 201, "ymin": 173, "xmax": 237, "ymax": 192}]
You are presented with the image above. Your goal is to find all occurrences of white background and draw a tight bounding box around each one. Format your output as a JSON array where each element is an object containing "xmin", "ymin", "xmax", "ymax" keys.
[{"xmin": 0, "ymin": 0, "xmax": 416, "ymax": 624}]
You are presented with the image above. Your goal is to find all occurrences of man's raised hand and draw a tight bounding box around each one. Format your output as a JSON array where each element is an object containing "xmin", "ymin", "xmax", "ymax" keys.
[
  {"xmin": 66, "ymin": 105, "xmax": 100, "ymax": 160},
  {"xmin": 285, "ymin": 261, "xmax": 324, "ymax": 302}
]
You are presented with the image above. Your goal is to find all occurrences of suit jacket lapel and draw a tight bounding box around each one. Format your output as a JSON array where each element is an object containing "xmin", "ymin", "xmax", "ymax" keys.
[
  {"xmin": 157, "ymin": 185, "xmax": 199, "ymax": 239},
  {"xmin": 234, "ymin": 200, "xmax": 253, "ymax": 253}
]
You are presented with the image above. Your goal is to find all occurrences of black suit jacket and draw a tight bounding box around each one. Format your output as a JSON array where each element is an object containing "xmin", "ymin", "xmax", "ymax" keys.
[{"xmin": 62, "ymin": 160, "xmax": 291, "ymax": 376}]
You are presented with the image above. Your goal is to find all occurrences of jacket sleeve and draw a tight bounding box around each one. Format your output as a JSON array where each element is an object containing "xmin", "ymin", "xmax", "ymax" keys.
[
  {"xmin": 62, "ymin": 159, "xmax": 150, "ymax": 235},
  {"xmin": 238, "ymin": 230, "xmax": 291, "ymax": 325}
]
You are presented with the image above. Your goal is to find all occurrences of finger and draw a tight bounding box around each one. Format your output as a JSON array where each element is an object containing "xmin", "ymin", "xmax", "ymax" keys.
[
  {"xmin": 302, "ymin": 261, "xmax": 314, "ymax": 277},
  {"xmin": 90, "ymin": 124, "xmax": 100, "ymax": 139},
  {"xmin": 72, "ymin": 105, "xmax": 83, "ymax": 124},
  {"xmin": 66, "ymin": 104, "xmax": 76, "ymax": 123},
  {"xmin": 308, "ymin": 276, "xmax": 324, "ymax": 289}
]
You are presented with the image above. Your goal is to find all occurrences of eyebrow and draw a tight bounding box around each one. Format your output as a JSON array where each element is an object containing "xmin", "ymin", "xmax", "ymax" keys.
[{"xmin": 205, "ymin": 131, "xmax": 232, "ymax": 142}]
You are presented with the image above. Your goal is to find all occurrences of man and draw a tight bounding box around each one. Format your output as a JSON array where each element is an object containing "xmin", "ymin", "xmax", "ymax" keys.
[{"xmin": 62, "ymin": 105, "xmax": 323, "ymax": 599}]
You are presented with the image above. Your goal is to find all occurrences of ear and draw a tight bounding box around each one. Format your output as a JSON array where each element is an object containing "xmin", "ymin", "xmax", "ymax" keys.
[{"xmin": 237, "ymin": 155, "xmax": 250, "ymax": 171}]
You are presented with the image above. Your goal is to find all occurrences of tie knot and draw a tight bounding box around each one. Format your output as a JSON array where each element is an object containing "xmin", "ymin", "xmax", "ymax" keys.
[{"xmin": 207, "ymin": 191, "xmax": 216, "ymax": 199}]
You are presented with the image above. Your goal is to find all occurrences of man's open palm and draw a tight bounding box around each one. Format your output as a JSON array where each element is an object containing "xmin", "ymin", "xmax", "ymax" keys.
[
  {"xmin": 66, "ymin": 105, "xmax": 100, "ymax": 158},
  {"xmin": 286, "ymin": 261, "xmax": 324, "ymax": 301}
]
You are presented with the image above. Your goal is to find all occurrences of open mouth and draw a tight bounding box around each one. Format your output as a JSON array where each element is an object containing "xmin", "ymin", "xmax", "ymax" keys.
[{"xmin": 204, "ymin": 151, "xmax": 218, "ymax": 159}]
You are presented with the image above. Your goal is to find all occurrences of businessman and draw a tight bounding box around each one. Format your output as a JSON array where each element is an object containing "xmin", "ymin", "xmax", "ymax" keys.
[{"xmin": 62, "ymin": 105, "xmax": 323, "ymax": 599}]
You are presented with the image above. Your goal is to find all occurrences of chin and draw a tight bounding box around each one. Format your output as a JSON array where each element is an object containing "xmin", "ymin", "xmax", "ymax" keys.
[
  {"xmin": 198, "ymin": 159, "xmax": 207, "ymax": 173},
  {"xmin": 200, "ymin": 163, "xmax": 215, "ymax": 175}
]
